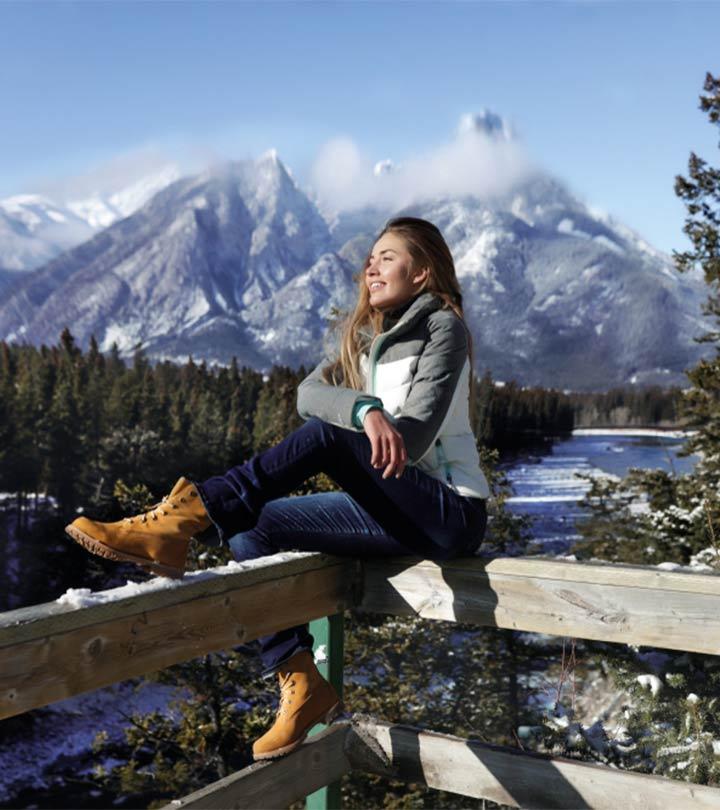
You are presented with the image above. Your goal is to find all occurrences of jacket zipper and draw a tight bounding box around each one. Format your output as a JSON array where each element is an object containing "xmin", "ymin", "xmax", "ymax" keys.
[
  {"xmin": 368, "ymin": 334, "xmax": 383, "ymax": 396},
  {"xmin": 367, "ymin": 328, "xmax": 395, "ymax": 396}
]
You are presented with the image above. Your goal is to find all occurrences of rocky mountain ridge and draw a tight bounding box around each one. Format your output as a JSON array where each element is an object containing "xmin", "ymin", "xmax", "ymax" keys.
[{"xmin": 0, "ymin": 151, "xmax": 711, "ymax": 391}]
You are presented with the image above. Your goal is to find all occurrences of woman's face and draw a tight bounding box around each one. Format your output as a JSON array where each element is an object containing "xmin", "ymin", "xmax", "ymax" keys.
[{"xmin": 365, "ymin": 231, "xmax": 428, "ymax": 312}]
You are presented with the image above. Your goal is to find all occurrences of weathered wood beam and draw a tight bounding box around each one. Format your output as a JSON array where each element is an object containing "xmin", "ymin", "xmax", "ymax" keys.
[
  {"xmin": 0, "ymin": 553, "xmax": 358, "ymax": 720},
  {"xmin": 345, "ymin": 715, "xmax": 720, "ymax": 809},
  {"xmin": 358, "ymin": 555, "xmax": 720, "ymax": 654},
  {"xmin": 159, "ymin": 723, "xmax": 352, "ymax": 809},
  {"xmin": 3, "ymin": 552, "xmax": 720, "ymax": 722}
]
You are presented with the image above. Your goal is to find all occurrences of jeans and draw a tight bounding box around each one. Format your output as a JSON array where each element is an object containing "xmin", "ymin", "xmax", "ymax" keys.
[{"xmin": 194, "ymin": 416, "xmax": 488, "ymax": 679}]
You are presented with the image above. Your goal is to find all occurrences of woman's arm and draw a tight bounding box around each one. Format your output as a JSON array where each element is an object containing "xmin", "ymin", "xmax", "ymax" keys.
[
  {"xmin": 296, "ymin": 310, "xmax": 469, "ymax": 461},
  {"xmin": 296, "ymin": 354, "xmax": 386, "ymax": 431}
]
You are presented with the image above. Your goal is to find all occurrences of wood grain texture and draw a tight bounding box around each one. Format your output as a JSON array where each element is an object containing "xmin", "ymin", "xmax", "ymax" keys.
[
  {"xmin": 1, "ymin": 557, "xmax": 356, "ymax": 720},
  {"xmin": 0, "ymin": 553, "xmax": 355, "ymax": 647},
  {"xmin": 159, "ymin": 723, "xmax": 352, "ymax": 809},
  {"xmin": 346, "ymin": 716, "xmax": 720, "ymax": 809},
  {"xmin": 359, "ymin": 556, "xmax": 720, "ymax": 654}
]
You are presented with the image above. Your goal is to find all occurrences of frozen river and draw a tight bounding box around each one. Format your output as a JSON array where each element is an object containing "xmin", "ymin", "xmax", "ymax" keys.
[{"xmin": 499, "ymin": 428, "xmax": 699, "ymax": 555}]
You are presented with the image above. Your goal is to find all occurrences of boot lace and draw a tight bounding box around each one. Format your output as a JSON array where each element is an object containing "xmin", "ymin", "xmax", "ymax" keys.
[
  {"xmin": 123, "ymin": 494, "xmax": 189, "ymax": 525},
  {"xmin": 276, "ymin": 672, "xmax": 296, "ymax": 717}
]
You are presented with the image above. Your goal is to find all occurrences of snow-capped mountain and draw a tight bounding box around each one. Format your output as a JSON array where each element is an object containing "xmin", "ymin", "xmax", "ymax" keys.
[
  {"xmin": 0, "ymin": 149, "xmax": 712, "ymax": 390},
  {"xmin": 0, "ymin": 195, "xmax": 95, "ymax": 273},
  {"xmin": 417, "ymin": 173, "xmax": 709, "ymax": 389},
  {"xmin": 65, "ymin": 163, "xmax": 182, "ymax": 229},
  {"xmin": 0, "ymin": 164, "xmax": 181, "ymax": 275},
  {"xmin": 0, "ymin": 152, "xmax": 340, "ymax": 367}
]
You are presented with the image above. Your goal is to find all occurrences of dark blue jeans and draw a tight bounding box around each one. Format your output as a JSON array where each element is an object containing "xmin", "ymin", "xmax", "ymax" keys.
[{"xmin": 194, "ymin": 416, "xmax": 488, "ymax": 679}]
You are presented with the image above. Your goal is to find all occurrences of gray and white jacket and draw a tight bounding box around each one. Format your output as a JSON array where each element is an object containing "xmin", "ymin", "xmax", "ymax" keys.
[{"xmin": 296, "ymin": 291, "xmax": 491, "ymax": 500}]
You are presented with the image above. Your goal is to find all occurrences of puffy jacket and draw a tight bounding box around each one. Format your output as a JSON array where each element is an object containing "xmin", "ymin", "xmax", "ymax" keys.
[{"xmin": 296, "ymin": 291, "xmax": 491, "ymax": 500}]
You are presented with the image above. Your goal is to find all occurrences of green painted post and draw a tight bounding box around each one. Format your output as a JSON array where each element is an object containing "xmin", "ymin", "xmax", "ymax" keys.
[{"xmin": 305, "ymin": 612, "xmax": 345, "ymax": 810}]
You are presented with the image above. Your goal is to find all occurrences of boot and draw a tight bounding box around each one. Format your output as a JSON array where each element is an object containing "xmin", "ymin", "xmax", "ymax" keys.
[
  {"xmin": 252, "ymin": 649, "xmax": 344, "ymax": 760},
  {"xmin": 65, "ymin": 477, "xmax": 211, "ymax": 579}
]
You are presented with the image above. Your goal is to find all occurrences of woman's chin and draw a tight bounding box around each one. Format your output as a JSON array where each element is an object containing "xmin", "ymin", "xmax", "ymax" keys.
[{"xmin": 370, "ymin": 294, "xmax": 396, "ymax": 310}]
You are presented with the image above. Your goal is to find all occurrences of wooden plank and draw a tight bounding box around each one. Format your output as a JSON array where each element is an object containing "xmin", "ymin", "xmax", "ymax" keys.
[
  {"xmin": 359, "ymin": 557, "xmax": 720, "ymax": 654},
  {"xmin": 484, "ymin": 555, "xmax": 720, "ymax": 595},
  {"xmin": 0, "ymin": 552, "xmax": 352, "ymax": 648},
  {"xmin": 0, "ymin": 557, "xmax": 357, "ymax": 720},
  {"xmin": 160, "ymin": 723, "xmax": 352, "ymax": 809},
  {"xmin": 346, "ymin": 715, "xmax": 720, "ymax": 809}
]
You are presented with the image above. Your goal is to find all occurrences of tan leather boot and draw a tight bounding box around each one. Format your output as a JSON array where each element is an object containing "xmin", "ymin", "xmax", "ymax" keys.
[
  {"xmin": 65, "ymin": 477, "xmax": 211, "ymax": 579},
  {"xmin": 252, "ymin": 649, "xmax": 344, "ymax": 760}
]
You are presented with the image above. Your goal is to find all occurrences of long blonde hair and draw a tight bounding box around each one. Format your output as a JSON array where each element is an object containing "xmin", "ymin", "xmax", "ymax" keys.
[{"xmin": 322, "ymin": 216, "xmax": 476, "ymax": 417}]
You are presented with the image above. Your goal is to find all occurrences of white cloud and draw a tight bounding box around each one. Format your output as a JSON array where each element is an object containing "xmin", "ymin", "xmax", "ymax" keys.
[
  {"xmin": 31, "ymin": 140, "xmax": 213, "ymax": 204},
  {"xmin": 308, "ymin": 110, "xmax": 536, "ymax": 214}
]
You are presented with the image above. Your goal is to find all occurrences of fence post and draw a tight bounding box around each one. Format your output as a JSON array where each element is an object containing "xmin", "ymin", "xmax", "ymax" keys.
[{"xmin": 305, "ymin": 612, "xmax": 345, "ymax": 810}]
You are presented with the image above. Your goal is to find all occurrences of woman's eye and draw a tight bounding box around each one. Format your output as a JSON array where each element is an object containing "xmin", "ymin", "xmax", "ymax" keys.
[{"xmin": 383, "ymin": 256, "xmax": 392, "ymax": 261}]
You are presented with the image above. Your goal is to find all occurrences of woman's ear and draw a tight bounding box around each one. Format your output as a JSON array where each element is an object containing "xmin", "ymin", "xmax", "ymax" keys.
[{"xmin": 412, "ymin": 266, "xmax": 430, "ymax": 286}]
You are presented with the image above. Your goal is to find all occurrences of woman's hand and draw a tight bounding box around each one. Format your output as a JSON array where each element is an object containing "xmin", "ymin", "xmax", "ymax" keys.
[{"xmin": 363, "ymin": 409, "xmax": 408, "ymax": 479}]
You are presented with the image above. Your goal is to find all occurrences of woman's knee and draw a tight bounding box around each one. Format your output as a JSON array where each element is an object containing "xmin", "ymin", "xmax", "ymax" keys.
[{"xmin": 228, "ymin": 525, "xmax": 276, "ymax": 561}]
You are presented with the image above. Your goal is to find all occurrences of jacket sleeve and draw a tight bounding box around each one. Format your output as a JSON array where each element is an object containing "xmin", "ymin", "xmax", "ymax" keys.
[
  {"xmin": 353, "ymin": 401, "xmax": 382, "ymax": 428},
  {"xmin": 296, "ymin": 354, "xmax": 385, "ymax": 432},
  {"xmin": 390, "ymin": 312, "xmax": 469, "ymax": 464}
]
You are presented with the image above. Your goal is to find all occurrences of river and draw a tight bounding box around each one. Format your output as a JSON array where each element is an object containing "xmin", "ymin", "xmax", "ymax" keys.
[{"xmin": 499, "ymin": 427, "xmax": 699, "ymax": 555}]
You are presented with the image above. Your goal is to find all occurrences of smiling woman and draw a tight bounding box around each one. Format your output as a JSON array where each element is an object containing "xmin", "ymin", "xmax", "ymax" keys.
[
  {"xmin": 366, "ymin": 232, "xmax": 429, "ymax": 312},
  {"xmin": 64, "ymin": 215, "xmax": 489, "ymax": 763}
]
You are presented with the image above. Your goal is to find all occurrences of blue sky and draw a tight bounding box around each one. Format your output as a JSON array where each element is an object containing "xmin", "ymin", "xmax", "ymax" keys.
[{"xmin": 1, "ymin": 0, "xmax": 718, "ymax": 254}]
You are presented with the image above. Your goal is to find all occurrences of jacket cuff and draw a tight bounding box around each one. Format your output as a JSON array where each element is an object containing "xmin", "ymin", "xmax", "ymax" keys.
[{"xmin": 353, "ymin": 400, "xmax": 383, "ymax": 428}]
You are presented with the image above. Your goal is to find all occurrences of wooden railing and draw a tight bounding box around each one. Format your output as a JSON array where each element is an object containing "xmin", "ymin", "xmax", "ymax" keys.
[{"xmin": 2, "ymin": 552, "xmax": 720, "ymax": 808}]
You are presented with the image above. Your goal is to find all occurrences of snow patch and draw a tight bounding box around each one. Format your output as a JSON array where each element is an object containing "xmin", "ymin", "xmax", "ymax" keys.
[
  {"xmin": 53, "ymin": 553, "xmax": 317, "ymax": 610},
  {"xmin": 557, "ymin": 218, "xmax": 591, "ymax": 240},
  {"xmin": 636, "ymin": 674, "xmax": 663, "ymax": 696}
]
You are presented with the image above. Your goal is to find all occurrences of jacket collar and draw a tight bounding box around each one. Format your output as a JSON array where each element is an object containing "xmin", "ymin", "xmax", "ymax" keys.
[{"xmin": 359, "ymin": 292, "xmax": 443, "ymax": 341}]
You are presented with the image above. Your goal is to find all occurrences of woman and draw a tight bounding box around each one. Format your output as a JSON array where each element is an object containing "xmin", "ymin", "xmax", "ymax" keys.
[{"xmin": 65, "ymin": 216, "xmax": 491, "ymax": 761}]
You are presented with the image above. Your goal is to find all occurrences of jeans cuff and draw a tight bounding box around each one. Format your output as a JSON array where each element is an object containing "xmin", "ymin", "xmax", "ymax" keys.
[
  {"xmin": 190, "ymin": 478, "xmax": 229, "ymax": 548},
  {"xmin": 260, "ymin": 645, "xmax": 315, "ymax": 680}
]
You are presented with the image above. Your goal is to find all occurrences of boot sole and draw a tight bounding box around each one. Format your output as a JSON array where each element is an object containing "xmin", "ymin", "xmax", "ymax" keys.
[
  {"xmin": 252, "ymin": 699, "xmax": 345, "ymax": 761},
  {"xmin": 65, "ymin": 524, "xmax": 185, "ymax": 580}
]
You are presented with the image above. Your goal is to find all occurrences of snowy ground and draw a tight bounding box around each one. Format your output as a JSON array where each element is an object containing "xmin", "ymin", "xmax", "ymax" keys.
[{"xmin": 0, "ymin": 680, "xmax": 182, "ymax": 804}]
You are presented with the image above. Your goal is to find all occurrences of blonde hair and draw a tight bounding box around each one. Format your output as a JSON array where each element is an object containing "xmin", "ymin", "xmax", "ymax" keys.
[{"xmin": 322, "ymin": 216, "xmax": 476, "ymax": 416}]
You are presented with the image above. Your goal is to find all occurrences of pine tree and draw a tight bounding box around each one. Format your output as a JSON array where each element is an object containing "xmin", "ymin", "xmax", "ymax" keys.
[
  {"xmin": 672, "ymin": 71, "xmax": 720, "ymax": 492},
  {"xmin": 558, "ymin": 72, "xmax": 720, "ymax": 786}
]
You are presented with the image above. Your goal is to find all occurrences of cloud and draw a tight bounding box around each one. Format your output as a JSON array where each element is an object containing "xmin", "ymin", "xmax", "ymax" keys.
[
  {"xmin": 31, "ymin": 140, "xmax": 215, "ymax": 203},
  {"xmin": 307, "ymin": 110, "xmax": 536, "ymax": 214}
]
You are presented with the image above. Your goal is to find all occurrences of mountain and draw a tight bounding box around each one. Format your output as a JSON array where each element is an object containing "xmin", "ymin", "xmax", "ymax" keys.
[
  {"xmin": 0, "ymin": 268, "xmax": 24, "ymax": 297},
  {"xmin": 0, "ymin": 164, "xmax": 181, "ymax": 272},
  {"xmin": 64, "ymin": 164, "xmax": 182, "ymax": 229},
  {"xmin": 411, "ymin": 173, "xmax": 710, "ymax": 389},
  {"xmin": 0, "ymin": 151, "xmax": 712, "ymax": 391},
  {"xmin": 0, "ymin": 195, "xmax": 95, "ymax": 272},
  {"xmin": 0, "ymin": 152, "xmax": 341, "ymax": 367}
]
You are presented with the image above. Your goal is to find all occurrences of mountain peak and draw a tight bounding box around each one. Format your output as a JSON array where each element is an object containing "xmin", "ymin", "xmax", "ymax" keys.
[
  {"xmin": 457, "ymin": 109, "xmax": 515, "ymax": 141},
  {"xmin": 373, "ymin": 159, "xmax": 395, "ymax": 177},
  {"xmin": 259, "ymin": 147, "xmax": 279, "ymax": 164}
]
